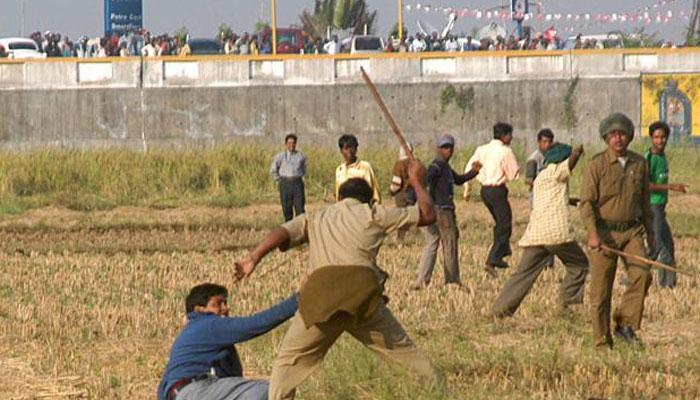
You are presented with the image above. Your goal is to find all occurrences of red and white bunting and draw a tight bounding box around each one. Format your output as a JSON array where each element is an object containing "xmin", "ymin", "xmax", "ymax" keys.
[{"xmin": 406, "ymin": 0, "xmax": 688, "ymax": 28}]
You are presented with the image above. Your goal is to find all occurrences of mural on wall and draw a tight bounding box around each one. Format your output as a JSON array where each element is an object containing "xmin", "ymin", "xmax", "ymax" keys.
[{"xmin": 642, "ymin": 73, "xmax": 700, "ymax": 141}]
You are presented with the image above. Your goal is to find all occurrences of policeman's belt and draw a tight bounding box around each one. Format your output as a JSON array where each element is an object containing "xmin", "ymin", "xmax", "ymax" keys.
[{"xmin": 596, "ymin": 219, "xmax": 640, "ymax": 232}]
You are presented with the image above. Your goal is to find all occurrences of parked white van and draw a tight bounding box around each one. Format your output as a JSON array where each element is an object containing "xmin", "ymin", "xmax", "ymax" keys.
[
  {"xmin": 0, "ymin": 38, "xmax": 46, "ymax": 59},
  {"xmin": 350, "ymin": 35, "xmax": 384, "ymax": 54}
]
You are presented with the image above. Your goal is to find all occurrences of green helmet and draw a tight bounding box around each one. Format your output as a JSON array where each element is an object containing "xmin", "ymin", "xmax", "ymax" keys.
[{"xmin": 599, "ymin": 113, "xmax": 634, "ymax": 141}]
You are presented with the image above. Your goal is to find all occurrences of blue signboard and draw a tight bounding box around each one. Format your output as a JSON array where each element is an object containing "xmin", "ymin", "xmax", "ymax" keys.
[{"xmin": 104, "ymin": 0, "xmax": 143, "ymax": 35}]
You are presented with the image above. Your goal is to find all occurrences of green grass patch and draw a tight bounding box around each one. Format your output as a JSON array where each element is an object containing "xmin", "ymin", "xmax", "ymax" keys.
[{"xmin": 0, "ymin": 141, "xmax": 697, "ymax": 214}]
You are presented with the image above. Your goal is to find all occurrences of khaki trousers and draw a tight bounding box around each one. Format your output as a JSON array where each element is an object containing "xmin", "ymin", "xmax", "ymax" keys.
[
  {"xmin": 491, "ymin": 242, "xmax": 589, "ymax": 317},
  {"xmin": 588, "ymin": 226, "xmax": 652, "ymax": 347},
  {"xmin": 268, "ymin": 302, "xmax": 442, "ymax": 400}
]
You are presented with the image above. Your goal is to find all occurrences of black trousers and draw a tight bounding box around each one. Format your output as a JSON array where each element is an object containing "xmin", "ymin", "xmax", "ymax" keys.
[
  {"xmin": 279, "ymin": 178, "xmax": 305, "ymax": 222},
  {"xmin": 481, "ymin": 185, "xmax": 512, "ymax": 266}
]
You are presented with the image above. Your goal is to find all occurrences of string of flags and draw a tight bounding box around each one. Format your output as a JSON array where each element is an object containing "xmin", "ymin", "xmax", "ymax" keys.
[{"xmin": 405, "ymin": 0, "xmax": 689, "ymax": 31}]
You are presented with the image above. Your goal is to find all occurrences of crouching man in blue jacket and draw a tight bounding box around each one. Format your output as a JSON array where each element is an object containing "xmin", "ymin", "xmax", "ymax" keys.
[{"xmin": 157, "ymin": 283, "xmax": 298, "ymax": 400}]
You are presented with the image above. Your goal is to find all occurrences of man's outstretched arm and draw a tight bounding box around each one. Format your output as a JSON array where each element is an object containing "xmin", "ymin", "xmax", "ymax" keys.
[
  {"xmin": 649, "ymin": 182, "xmax": 689, "ymax": 193},
  {"xmin": 568, "ymin": 145, "xmax": 584, "ymax": 171},
  {"xmin": 210, "ymin": 294, "xmax": 299, "ymax": 345},
  {"xmin": 235, "ymin": 227, "xmax": 291, "ymax": 280}
]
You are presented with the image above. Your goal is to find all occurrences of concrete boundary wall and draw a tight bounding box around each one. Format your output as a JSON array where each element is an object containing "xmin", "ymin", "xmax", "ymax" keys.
[
  {"xmin": 1, "ymin": 49, "xmax": 700, "ymax": 89},
  {"xmin": 0, "ymin": 49, "xmax": 698, "ymax": 150}
]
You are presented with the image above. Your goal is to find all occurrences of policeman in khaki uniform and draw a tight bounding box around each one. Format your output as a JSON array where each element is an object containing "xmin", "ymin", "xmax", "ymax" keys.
[
  {"xmin": 580, "ymin": 113, "xmax": 655, "ymax": 348},
  {"xmin": 235, "ymin": 159, "xmax": 443, "ymax": 399}
]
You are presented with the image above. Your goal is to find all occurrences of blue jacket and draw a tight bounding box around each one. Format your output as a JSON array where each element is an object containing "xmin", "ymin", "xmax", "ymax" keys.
[
  {"xmin": 157, "ymin": 295, "xmax": 298, "ymax": 400},
  {"xmin": 427, "ymin": 157, "xmax": 478, "ymax": 209}
]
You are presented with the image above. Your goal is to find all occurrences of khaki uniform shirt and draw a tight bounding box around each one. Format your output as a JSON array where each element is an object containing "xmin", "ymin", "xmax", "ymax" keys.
[
  {"xmin": 335, "ymin": 160, "xmax": 381, "ymax": 204},
  {"xmin": 580, "ymin": 149, "xmax": 653, "ymax": 234},
  {"xmin": 282, "ymin": 198, "xmax": 419, "ymax": 278},
  {"xmin": 519, "ymin": 160, "xmax": 574, "ymax": 247}
]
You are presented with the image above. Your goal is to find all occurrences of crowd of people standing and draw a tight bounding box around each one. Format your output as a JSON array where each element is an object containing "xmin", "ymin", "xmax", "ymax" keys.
[{"xmin": 5, "ymin": 24, "xmax": 688, "ymax": 59}]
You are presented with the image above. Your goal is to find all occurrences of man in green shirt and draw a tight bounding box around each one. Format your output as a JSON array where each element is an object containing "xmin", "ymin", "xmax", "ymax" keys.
[{"xmin": 646, "ymin": 121, "xmax": 689, "ymax": 288}]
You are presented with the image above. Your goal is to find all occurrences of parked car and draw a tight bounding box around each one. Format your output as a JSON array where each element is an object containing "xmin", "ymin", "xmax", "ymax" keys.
[
  {"xmin": 350, "ymin": 35, "xmax": 384, "ymax": 54},
  {"xmin": 187, "ymin": 38, "xmax": 223, "ymax": 55},
  {"xmin": 276, "ymin": 28, "xmax": 304, "ymax": 54},
  {"xmin": 0, "ymin": 37, "xmax": 46, "ymax": 59}
]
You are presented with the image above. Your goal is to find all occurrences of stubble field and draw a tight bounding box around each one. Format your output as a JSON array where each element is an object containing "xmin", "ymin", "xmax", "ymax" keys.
[
  {"xmin": 0, "ymin": 144, "xmax": 699, "ymax": 399},
  {"xmin": 1, "ymin": 194, "xmax": 699, "ymax": 399}
]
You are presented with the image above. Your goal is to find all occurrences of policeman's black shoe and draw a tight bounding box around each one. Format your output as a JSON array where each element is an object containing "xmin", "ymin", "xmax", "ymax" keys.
[{"xmin": 613, "ymin": 325, "xmax": 640, "ymax": 344}]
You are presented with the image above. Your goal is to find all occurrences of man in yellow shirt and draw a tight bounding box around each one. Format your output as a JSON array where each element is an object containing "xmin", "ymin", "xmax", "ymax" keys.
[{"xmin": 335, "ymin": 134, "xmax": 381, "ymax": 204}]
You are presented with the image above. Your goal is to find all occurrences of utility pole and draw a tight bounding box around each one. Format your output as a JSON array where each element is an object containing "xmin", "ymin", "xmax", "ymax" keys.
[
  {"xmin": 398, "ymin": 0, "xmax": 404, "ymax": 40},
  {"xmin": 271, "ymin": 0, "xmax": 277, "ymax": 54}
]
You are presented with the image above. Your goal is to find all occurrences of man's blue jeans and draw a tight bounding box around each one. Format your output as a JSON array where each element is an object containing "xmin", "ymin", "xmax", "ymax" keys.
[{"xmin": 652, "ymin": 204, "xmax": 676, "ymax": 288}]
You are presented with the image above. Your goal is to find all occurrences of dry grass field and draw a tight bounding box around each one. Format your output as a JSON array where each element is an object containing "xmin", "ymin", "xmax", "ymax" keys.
[{"xmin": 1, "ymin": 193, "xmax": 699, "ymax": 399}]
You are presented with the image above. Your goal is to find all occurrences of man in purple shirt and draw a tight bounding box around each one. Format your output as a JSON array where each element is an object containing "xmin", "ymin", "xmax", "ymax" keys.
[{"xmin": 157, "ymin": 283, "xmax": 298, "ymax": 400}]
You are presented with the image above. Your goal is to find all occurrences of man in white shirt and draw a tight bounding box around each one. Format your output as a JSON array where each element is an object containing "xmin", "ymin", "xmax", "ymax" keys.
[
  {"xmin": 323, "ymin": 35, "xmax": 339, "ymax": 55},
  {"xmin": 445, "ymin": 36, "xmax": 459, "ymax": 52},
  {"xmin": 409, "ymin": 34, "xmax": 426, "ymax": 52},
  {"xmin": 141, "ymin": 41, "xmax": 157, "ymax": 57},
  {"xmin": 464, "ymin": 123, "xmax": 521, "ymax": 276}
]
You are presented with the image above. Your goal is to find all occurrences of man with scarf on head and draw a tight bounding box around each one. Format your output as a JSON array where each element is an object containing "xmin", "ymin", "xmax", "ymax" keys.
[
  {"xmin": 580, "ymin": 113, "xmax": 654, "ymax": 348},
  {"xmin": 492, "ymin": 143, "xmax": 588, "ymax": 318}
]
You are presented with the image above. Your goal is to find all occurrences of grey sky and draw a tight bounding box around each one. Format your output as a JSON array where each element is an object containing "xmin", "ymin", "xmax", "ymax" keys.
[{"xmin": 0, "ymin": 1, "xmax": 692, "ymax": 42}]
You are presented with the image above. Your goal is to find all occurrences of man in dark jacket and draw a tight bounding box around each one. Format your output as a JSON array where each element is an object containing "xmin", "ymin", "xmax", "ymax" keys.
[
  {"xmin": 411, "ymin": 134, "xmax": 481, "ymax": 289},
  {"xmin": 157, "ymin": 283, "xmax": 297, "ymax": 400}
]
